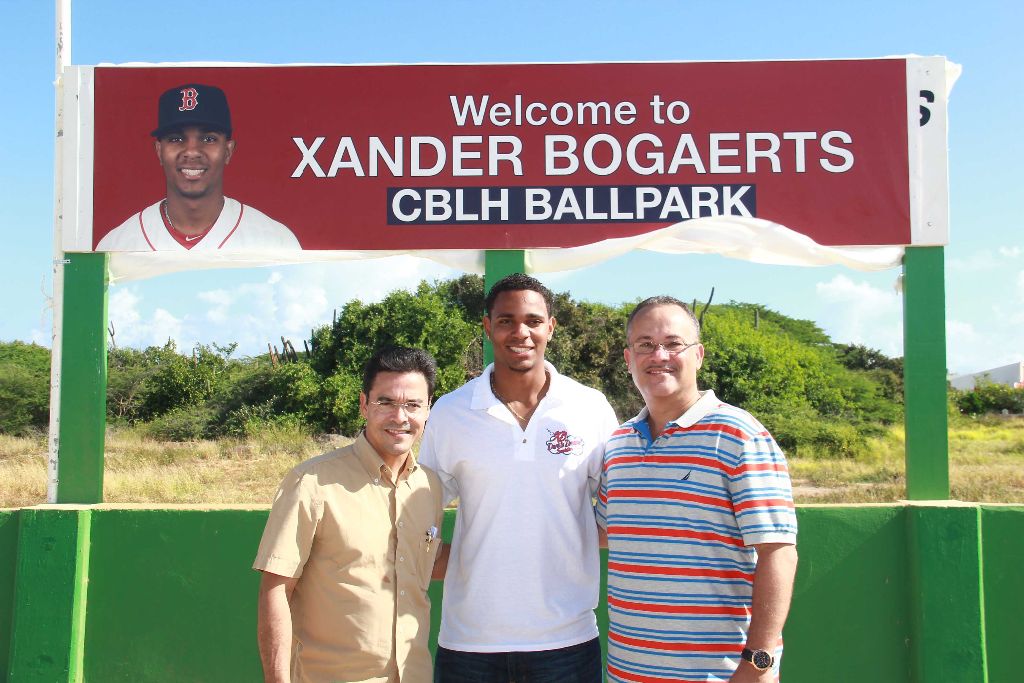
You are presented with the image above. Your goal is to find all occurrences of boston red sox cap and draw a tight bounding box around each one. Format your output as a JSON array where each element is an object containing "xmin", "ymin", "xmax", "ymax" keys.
[{"xmin": 151, "ymin": 83, "xmax": 232, "ymax": 138}]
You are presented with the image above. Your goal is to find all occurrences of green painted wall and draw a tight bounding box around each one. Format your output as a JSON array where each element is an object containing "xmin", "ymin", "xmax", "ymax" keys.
[
  {"xmin": 7, "ymin": 508, "xmax": 91, "ymax": 683},
  {"xmin": 1, "ymin": 504, "xmax": 1020, "ymax": 682},
  {"xmin": 981, "ymin": 505, "xmax": 1024, "ymax": 683},
  {"xmin": 83, "ymin": 509, "xmax": 265, "ymax": 683},
  {"xmin": 0, "ymin": 511, "xmax": 18, "ymax": 678},
  {"xmin": 786, "ymin": 506, "xmax": 911, "ymax": 681}
]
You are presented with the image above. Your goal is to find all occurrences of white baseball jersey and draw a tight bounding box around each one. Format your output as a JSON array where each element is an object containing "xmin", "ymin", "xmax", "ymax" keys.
[{"xmin": 96, "ymin": 197, "xmax": 301, "ymax": 251}]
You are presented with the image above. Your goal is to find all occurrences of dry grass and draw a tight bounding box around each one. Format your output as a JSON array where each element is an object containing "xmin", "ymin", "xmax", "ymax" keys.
[
  {"xmin": 0, "ymin": 428, "xmax": 349, "ymax": 508},
  {"xmin": 790, "ymin": 416, "xmax": 1024, "ymax": 503},
  {"xmin": 3, "ymin": 417, "xmax": 1023, "ymax": 507}
]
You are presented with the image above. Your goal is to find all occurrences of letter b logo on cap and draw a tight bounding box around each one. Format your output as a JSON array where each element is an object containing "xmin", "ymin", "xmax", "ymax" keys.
[{"xmin": 179, "ymin": 87, "xmax": 200, "ymax": 112}]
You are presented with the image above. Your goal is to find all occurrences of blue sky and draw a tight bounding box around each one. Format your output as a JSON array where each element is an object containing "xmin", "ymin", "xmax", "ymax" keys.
[{"xmin": 1, "ymin": 1, "xmax": 1020, "ymax": 374}]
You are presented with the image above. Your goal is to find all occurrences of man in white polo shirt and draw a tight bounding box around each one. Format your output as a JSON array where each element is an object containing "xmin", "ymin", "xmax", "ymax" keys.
[{"xmin": 419, "ymin": 273, "xmax": 619, "ymax": 683}]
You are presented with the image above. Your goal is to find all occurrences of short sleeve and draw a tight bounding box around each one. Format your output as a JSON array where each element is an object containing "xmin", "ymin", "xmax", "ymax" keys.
[
  {"xmin": 595, "ymin": 462, "xmax": 609, "ymax": 530},
  {"xmin": 253, "ymin": 467, "xmax": 322, "ymax": 577},
  {"xmin": 418, "ymin": 420, "xmax": 459, "ymax": 506},
  {"xmin": 589, "ymin": 398, "xmax": 620, "ymax": 501},
  {"xmin": 728, "ymin": 430, "xmax": 798, "ymax": 547}
]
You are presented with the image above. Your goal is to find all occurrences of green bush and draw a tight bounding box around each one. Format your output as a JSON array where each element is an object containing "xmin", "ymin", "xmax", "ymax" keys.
[
  {"xmin": 323, "ymin": 371, "xmax": 364, "ymax": 436},
  {"xmin": 143, "ymin": 406, "xmax": 216, "ymax": 441},
  {"xmin": 1, "ymin": 279, "xmax": 908, "ymax": 457},
  {"xmin": 0, "ymin": 342, "xmax": 51, "ymax": 435},
  {"xmin": 953, "ymin": 381, "xmax": 1024, "ymax": 415},
  {"xmin": 760, "ymin": 408, "xmax": 869, "ymax": 459}
]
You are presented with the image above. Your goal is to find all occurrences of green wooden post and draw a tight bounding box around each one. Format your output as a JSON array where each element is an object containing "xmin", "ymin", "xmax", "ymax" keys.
[
  {"xmin": 907, "ymin": 504, "xmax": 988, "ymax": 682},
  {"xmin": 7, "ymin": 508, "xmax": 92, "ymax": 683},
  {"xmin": 482, "ymin": 250, "xmax": 527, "ymax": 365},
  {"xmin": 55, "ymin": 253, "xmax": 109, "ymax": 504},
  {"xmin": 901, "ymin": 246, "xmax": 949, "ymax": 500}
]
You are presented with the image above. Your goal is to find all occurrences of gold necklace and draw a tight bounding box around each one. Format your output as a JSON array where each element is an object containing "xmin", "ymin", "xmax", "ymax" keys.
[
  {"xmin": 489, "ymin": 371, "xmax": 550, "ymax": 425},
  {"xmin": 161, "ymin": 200, "xmax": 217, "ymax": 236},
  {"xmin": 489, "ymin": 372, "xmax": 530, "ymax": 424}
]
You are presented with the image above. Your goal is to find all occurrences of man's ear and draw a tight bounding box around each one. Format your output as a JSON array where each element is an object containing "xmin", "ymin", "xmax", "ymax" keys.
[
  {"xmin": 359, "ymin": 391, "xmax": 368, "ymax": 419},
  {"xmin": 225, "ymin": 139, "xmax": 236, "ymax": 164},
  {"xmin": 482, "ymin": 315, "xmax": 492, "ymax": 341}
]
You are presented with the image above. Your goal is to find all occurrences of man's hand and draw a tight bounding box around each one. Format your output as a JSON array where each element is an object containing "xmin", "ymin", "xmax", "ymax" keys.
[
  {"xmin": 728, "ymin": 662, "xmax": 775, "ymax": 682},
  {"xmin": 257, "ymin": 571, "xmax": 298, "ymax": 683},
  {"xmin": 431, "ymin": 542, "xmax": 451, "ymax": 581},
  {"xmin": 729, "ymin": 542, "xmax": 798, "ymax": 682}
]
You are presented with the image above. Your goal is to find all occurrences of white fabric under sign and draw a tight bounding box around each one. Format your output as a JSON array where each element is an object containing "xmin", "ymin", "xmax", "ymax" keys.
[{"xmin": 105, "ymin": 216, "xmax": 904, "ymax": 282}]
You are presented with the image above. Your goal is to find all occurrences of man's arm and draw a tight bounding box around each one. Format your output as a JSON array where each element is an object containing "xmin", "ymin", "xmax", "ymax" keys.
[
  {"xmin": 431, "ymin": 541, "xmax": 452, "ymax": 581},
  {"xmin": 257, "ymin": 571, "xmax": 299, "ymax": 683},
  {"xmin": 730, "ymin": 543, "xmax": 798, "ymax": 682}
]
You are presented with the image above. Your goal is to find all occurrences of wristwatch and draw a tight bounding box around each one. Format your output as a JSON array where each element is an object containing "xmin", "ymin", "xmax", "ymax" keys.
[{"xmin": 741, "ymin": 647, "xmax": 775, "ymax": 671}]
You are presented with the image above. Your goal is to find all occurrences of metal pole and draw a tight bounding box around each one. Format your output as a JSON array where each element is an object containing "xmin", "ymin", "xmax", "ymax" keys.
[{"xmin": 47, "ymin": 0, "xmax": 72, "ymax": 502}]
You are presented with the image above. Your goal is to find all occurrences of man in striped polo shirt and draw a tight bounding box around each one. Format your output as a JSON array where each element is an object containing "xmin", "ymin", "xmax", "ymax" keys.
[{"xmin": 597, "ymin": 296, "xmax": 798, "ymax": 683}]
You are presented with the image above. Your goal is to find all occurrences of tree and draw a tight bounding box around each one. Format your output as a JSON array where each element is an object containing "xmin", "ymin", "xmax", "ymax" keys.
[
  {"xmin": 315, "ymin": 281, "xmax": 479, "ymax": 433},
  {"xmin": 0, "ymin": 342, "xmax": 51, "ymax": 435}
]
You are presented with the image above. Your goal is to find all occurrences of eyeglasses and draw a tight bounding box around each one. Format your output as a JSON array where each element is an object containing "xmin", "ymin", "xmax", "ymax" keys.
[
  {"xmin": 369, "ymin": 398, "xmax": 429, "ymax": 415},
  {"xmin": 629, "ymin": 340, "xmax": 700, "ymax": 356}
]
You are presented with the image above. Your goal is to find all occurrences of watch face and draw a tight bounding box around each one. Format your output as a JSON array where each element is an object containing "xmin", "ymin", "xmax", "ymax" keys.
[{"xmin": 752, "ymin": 650, "xmax": 773, "ymax": 670}]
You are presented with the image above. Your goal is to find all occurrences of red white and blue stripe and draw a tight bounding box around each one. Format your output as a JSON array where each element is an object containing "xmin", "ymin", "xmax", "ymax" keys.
[{"xmin": 597, "ymin": 391, "xmax": 797, "ymax": 682}]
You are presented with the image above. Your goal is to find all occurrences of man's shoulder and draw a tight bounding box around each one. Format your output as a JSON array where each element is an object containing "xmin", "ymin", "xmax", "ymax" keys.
[
  {"xmin": 96, "ymin": 201, "xmax": 161, "ymax": 250},
  {"xmin": 229, "ymin": 198, "xmax": 302, "ymax": 248},
  {"xmin": 547, "ymin": 367, "xmax": 612, "ymax": 407},
  {"xmin": 416, "ymin": 461, "xmax": 445, "ymax": 489},
  {"xmin": 429, "ymin": 375, "xmax": 481, "ymax": 415},
  {"xmin": 694, "ymin": 397, "xmax": 772, "ymax": 440},
  {"xmin": 287, "ymin": 442, "xmax": 360, "ymax": 480}
]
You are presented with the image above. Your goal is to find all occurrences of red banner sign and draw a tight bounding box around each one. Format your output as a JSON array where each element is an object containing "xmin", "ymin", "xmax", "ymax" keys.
[{"xmin": 68, "ymin": 59, "xmax": 950, "ymax": 254}]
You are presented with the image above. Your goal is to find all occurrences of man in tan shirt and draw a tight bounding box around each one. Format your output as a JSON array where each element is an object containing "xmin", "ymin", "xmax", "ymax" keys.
[{"xmin": 255, "ymin": 346, "xmax": 445, "ymax": 683}]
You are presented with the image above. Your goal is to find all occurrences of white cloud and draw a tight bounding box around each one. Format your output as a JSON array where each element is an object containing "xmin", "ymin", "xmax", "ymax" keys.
[
  {"xmin": 108, "ymin": 288, "xmax": 142, "ymax": 329},
  {"xmin": 945, "ymin": 318, "xmax": 1024, "ymax": 376},
  {"xmin": 949, "ymin": 246, "xmax": 1023, "ymax": 272},
  {"xmin": 948, "ymin": 250, "xmax": 998, "ymax": 272},
  {"xmin": 29, "ymin": 328, "xmax": 50, "ymax": 346},
  {"xmin": 814, "ymin": 274, "xmax": 902, "ymax": 357},
  {"xmin": 198, "ymin": 288, "xmax": 232, "ymax": 323},
  {"xmin": 106, "ymin": 257, "xmax": 461, "ymax": 357},
  {"xmin": 149, "ymin": 309, "xmax": 184, "ymax": 347}
]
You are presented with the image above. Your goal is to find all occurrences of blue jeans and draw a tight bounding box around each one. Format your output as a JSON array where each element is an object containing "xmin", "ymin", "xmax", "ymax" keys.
[{"xmin": 434, "ymin": 637, "xmax": 602, "ymax": 683}]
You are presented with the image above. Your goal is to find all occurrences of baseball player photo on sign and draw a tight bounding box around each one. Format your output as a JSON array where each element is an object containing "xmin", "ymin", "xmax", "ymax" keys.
[{"xmin": 97, "ymin": 84, "xmax": 302, "ymax": 252}]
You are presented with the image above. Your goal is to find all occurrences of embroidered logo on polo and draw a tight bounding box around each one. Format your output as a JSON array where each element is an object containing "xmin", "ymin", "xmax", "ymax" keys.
[{"xmin": 545, "ymin": 429, "xmax": 583, "ymax": 456}]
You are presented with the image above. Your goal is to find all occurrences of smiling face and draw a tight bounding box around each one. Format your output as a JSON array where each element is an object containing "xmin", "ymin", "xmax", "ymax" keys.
[
  {"xmin": 359, "ymin": 371, "xmax": 431, "ymax": 465},
  {"xmin": 483, "ymin": 289, "xmax": 556, "ymax": 373},
  {"xmin": 625, "ymin": 303, "xmax": 704, "ymax": 412},
  {"xmin": 155, "ymin": 126, "xmax": 235, "ymax": 202}
]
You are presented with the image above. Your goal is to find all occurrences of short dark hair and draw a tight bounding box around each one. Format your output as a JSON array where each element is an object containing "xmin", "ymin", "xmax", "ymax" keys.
[
  {"xmin": 361, "ymin": 346, "xmax": 438, "ymax": 399},
  {"xmin": 484, "ymin": 273, "xmax": 554, "ymax": 318},
  {"xmin": 626, "ymin": 296, "xmax": 701, "ymax": 341}
]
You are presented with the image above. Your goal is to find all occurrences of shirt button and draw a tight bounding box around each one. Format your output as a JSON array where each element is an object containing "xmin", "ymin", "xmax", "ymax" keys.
[
  {"xmin": 400, "ymin": 590, "xmax": 406, "ymax": 596},
  {"xmin": 399, "ymin": 556, "xmax": 405, "ymax": 562},
  {"xmin": 398, "ymin": 521, "xmax": 404, "ymax": 527},
  {"xmin": 522, "ymin": 438, "xmax": 527, "ymax": 443},
  {"xmin": 373, "ymin": 478, "xmax": 380, "ymax": 484}
]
